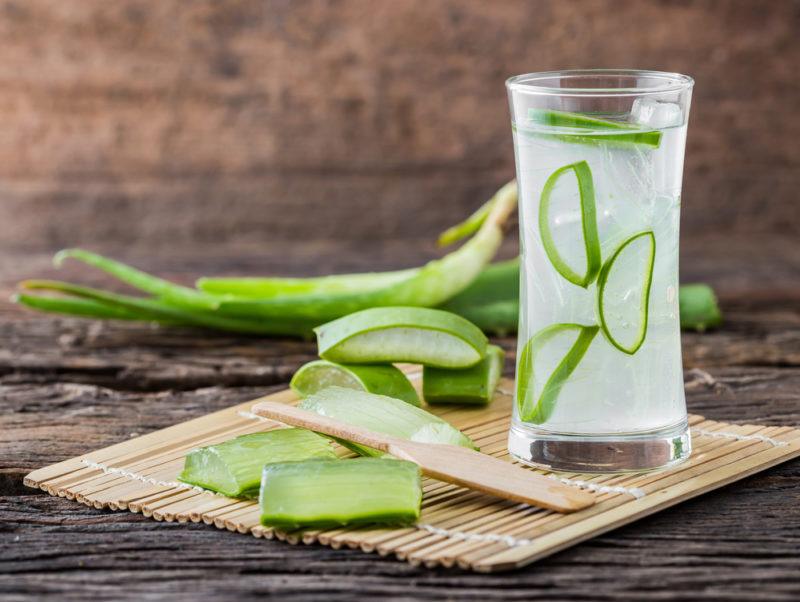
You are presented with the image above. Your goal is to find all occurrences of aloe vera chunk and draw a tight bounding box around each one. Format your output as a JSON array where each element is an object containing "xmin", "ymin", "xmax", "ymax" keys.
[
  {"xmin": 315, "ymin": 307, "xmax": 488, "ymax": 368},
  {"xmin": 679, "ymin": 284, "xmax": 723, "ymax": 331},
  {"xmin": 259, "ymin": 458, "xmax": 422, "ymax": 530},
  {"xmin": 290, "ymin": 360, "xmax": 420, "ymax": 406},
  {"xmin": 423, "ymin": 345, "xmax": 505, "ymax": 405},
  {"xmin": 178, "ymin": 429, "xmax": 337, "ymax": 498},
  {"xmin": 526, "ymin": 108, "xmax": 662, "ymax": 148},
  {"xmin": 299, "ymin": 386, "xmax": 475, "ymax": 456}
]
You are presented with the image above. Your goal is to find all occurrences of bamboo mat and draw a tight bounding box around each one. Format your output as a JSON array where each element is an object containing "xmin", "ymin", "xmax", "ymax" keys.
[{"xmin": 24, "ymin": 375, "xmax": 800, "ymax": 573}]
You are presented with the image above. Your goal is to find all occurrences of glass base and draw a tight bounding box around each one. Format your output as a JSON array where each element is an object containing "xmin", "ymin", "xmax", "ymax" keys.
[{"xmin": 508, "ymin": 418, "xmax": 691, "ymax": 473}]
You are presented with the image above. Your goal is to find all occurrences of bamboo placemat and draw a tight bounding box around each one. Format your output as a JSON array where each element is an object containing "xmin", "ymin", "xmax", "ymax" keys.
[{"xmin": 24, "ymin": 375, "xmax": 800, "ymax": 573}]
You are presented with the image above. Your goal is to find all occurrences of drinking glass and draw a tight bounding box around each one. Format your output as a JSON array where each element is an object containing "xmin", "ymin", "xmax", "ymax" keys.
[{"xmin": 506, "ymin": 69, "xmax": 694, "ymax": 472}]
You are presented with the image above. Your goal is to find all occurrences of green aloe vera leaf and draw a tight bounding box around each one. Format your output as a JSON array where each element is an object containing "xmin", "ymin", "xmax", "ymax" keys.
[
  {"xmin": 19, "ymin": 280, "xmax": 316, "ymax": 337},
  {"xmin": 214, "ymin": 181, "xmax": 518, "ymax": 322},
  {"xmin": 437, "ymin": 196, "xmax": 496, "ymax": 247},
  {"xmin": 290, "ymin": 360, "xmax": 420, "ymax": 406},
  {"xmin": 298, "ymin": 386, "xmax": 475, "ymax": 457},
  {"xmin": 12, "ymin": 292, "xmax": 169, "ymax": 322},
  {"xmin": 423, "ymin": 345, "xmax": 504, "ymax": 405},
  {"xmin": 178, "ymin": 429, "xmax": 337, "ymax": 498},
  {"xmin": 315, "ymin": 307, "xmax": 488, "ymax": 368},
  {"xmin": 526, "ymin": 108, "xmax": 662, "ymax": 148},
  {"xmin": 516, "ymin": 324, "xmax": 599, "ymax": 423},
  {"xmin": 259, "ymin": 458, "xmax": 421, "ymax": 530},
  {"xmin": 538, "ymin": 160, "xmax": 601, "ymax": 288},
  {"xmin": 679, "ymin": 284, "xmax": 723, "ymax": 332},
  {"xmin": 597, "ymin": 231, "xmax": 656, "ymax": 354},
  {"xmin": 54, "ymin": 249, "xmax": 221, "ymax": 310}
]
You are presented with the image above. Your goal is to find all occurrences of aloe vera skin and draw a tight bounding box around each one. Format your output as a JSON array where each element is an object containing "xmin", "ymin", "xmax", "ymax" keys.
[
  {"xmin": 299, "ymin": 386, "xmax": 476, "ymax": 456},
  {"xmin": 178, "ymin": 429, "xmax": 338, "ymax": 498},
  {"xmin": 516, "ymin": 324, "xmax": 599, "ymax": 424},
  {"xmin": 679, "ymin": 284, "xmax": 723, "ymax": 332},
  {"xmin": 423, "ymin": 345, "xmax": 505, "ymax": 405},
  {"xmin": 526, "ymin": 108, "xmax": 663, "ymax": 149},
  {"xmin": 290, "ymin": 360, "xmax": 420, "ymax": 406},
  {"xmin": 315, "ymin": 306, "xmax": 488, "ymax": 369},
  {"xmin": 259, "ymin": 458, "xmax": 422, "ymax": 530}
]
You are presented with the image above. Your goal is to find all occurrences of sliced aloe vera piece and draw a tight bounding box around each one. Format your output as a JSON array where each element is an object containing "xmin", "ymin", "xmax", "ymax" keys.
[
  {"xmin": 516, "ymin": 324, "xmax": 599, "ymax": 423},
  {"xmin": 299, "ymin": 386, "xmax": 476, "ymax": 456},
  {"xmin": 290, "ymin": 360, "xmax": 419, "ymax": 406},
  {"xmin": 597, "ymin": 231, "xmax": 656, "ymax": 354},
  {"xmin": 538, "ymin": 161, "xmax": 601, "ymax": 288},
  {"xmin": 679, "ymin": 284, "xmax": 723, "ymax": 332},
  {"xmin": 315, "ymin": 307, "xmax": 488, "ymax": 368},
  {"xmin": 178, "ymin": 429, "xmax": 337, "ymax": 498},
  {"xmin": 259, "ymin": 458, "xmax": 421, "ymax": 530},
  {"xmin": 423, "ymin": 345, "xmax": 504, "ymax": 405},
  {"xmin": 527, "ymin": 108, "xmax": 662, "ymax": 148}
]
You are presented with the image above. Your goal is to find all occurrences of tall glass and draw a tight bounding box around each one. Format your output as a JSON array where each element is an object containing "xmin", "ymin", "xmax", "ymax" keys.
[{"xmin": 506, "ymin": 70, "xmax": 694, "ymax": 472}]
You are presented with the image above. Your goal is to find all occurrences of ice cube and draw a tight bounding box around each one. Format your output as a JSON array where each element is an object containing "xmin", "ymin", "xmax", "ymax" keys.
[{"xmin": 631, "ymin": 98, "xmax": 683, "ymax": 128}]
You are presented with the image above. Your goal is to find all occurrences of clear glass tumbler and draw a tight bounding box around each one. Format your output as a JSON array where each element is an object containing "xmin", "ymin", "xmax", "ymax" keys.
[{"xmin": 506, "ymin": 69, "xmax": 694, "ymax": 472}]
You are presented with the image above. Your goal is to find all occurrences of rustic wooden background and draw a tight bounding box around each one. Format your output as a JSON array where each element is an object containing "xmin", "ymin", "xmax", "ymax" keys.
[{"xmin": 2, "ymin": 1, "xmax": 800, "ymax": 601}]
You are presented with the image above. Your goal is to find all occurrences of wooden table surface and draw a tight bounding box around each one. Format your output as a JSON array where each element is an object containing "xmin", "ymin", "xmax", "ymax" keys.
[{"xmin": 2, "ymin": 238, "xmax": 799, "ymax": 601}]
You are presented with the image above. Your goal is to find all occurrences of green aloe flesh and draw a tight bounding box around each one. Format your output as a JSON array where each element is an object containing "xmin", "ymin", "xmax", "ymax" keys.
[
  {"xmin": 259, "ymin": 458, "xmax": 421, "ymax": 530},
  {"xmin": 597, "ymin": 231, "xmax": 656, "ymax": 355},
  {"xmin": 538, "ymin": 160, "xmax": 601, "ymax": 288},
  {"xmin": 177, "ymin": 429, "xmax": 337, "ymax": 498},
  {"xmin": 423, "ymin": 345, "xmax": 504, "ymax": 405},
  {"xmin": 298, "ymin": 386, "xmax": 476, "ymax": 456},
  {"xmin": 290, "ymin": 360, "xmax": 420, "ymax": 406},
  {"xmin": 679, "ymin": 284, "xmax": 723, "ymax": 331},
  {"xmin": 516, "ymin": 324, "xmax": 599, "ymax": 423},
  {"xmin": 526, "ymin": 108, "xmax": 662, "ymax": 148},
  {"xmin": 315, "ymin": 307, "xmax": 488, "ymax": 369}
]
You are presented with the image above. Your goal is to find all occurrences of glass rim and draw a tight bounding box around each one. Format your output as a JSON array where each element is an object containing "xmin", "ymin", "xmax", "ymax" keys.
[{"xmin": 506, "ymin": 69, "xmax": 694, "ymax": 97}]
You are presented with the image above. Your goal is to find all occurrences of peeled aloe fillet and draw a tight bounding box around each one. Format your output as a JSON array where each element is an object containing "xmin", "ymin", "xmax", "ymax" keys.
[
  {"xmin": 423, "ymin": 345, "xmax": 504, "ymax": 405},
  {"xmin": 290, "ymin": 359, "xmax": 420, "ymax": 406},
  {"xmin": 315, "ymin": 307, "xmax": 488, "ymax": 368},
  {"xmin": 178, "ymin": 429, "xmax": 337, "ymax": 498},
  {"xmin": 259, "ymin": 458, "xmax": 421, "ymax": 530},
  {"xmin": 526, "ymin": 108, "xmax": 662, "ymax": 148},
  {"xmin": 517, "ymin": 324, "xmax": 599, "ymax": 423},
  {"xmin": 538, "ymin": 160, "xmax": 601, "ymax": 288},
  {"xmin": 299, "ymin": 386, "xmax": 476, "ymax": 456}
]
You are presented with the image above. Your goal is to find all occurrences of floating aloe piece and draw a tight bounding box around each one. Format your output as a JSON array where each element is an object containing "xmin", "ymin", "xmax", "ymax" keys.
[
  {"xmin": 299, "ymin": 386, "xmax": 475, "ymax": 456},
  {"xmin": 315, "ymin": 307, "xmax": 488, "ymax": 368},
  {"xmin": 259, "ymin": 458, "xmax": 421, "ymax": 530},
  {"xmin": 290, "ymin": 360, "xmax": 420, "ymax": 406},
  {"xmin": 679, "ymin": 284, "xmax": 723, "ymax": 332},
  {"xmin": 597, "ymin": 231, "xmax": 656, "ymax": 354},
  {"xmin": 178, "ymin": 429, "xmax": 337, "ymax": 498},
  {"xmin": 539, "ymin": 160, "xmax": 601, "ymax": 288},
  {"xmin": 527, "ymin": 108, "xmax": 662, "ymax": 148},
  {"xmin": 517, "ymin": 324, "xmax": 599, "ymax": 423},
  {"xmin": 423, "ymin": 345, "xmax": 504, "ymax": 405}
]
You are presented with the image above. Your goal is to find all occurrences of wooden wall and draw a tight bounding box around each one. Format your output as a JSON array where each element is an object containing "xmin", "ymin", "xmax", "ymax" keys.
[{"xmin": 0, "ymin": 0, "xmax": 797, "ymax": 252}]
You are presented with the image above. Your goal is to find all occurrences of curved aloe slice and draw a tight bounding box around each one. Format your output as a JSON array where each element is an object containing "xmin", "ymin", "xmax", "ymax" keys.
[
  {"xmin": 516, "ymin": 324, "xmax": 599, "ymax": 423},
  {"xmin": 259, "ymin": 458, "xmax": 421, "ymax": 530},
  {"xmin": 178, "ymin": 429, "xmax": 337, "ymax": 498},
  {"xmin": 539, "ymin": 161, "xmax": 601, "ymax": 288},
  {"xmin": 423, "ymin": 345, "xmax": 504, "ymax": 405},
  {"xmin": 527, "ymin": 108, "xmax": 662, "ymax": 148},
  {"xmin": 315, "ymin": 307, "xmax": 487, "ymax": 368},
  {"xmin": 290, "ymin": 360, "xmax": 419, "ymax": 406},
  {"xmin": 597, "ymin": 231, "xmax": 656, "ymax": 354},
  {"xmin": 299, "ymin": 386, "xmax": 475, "ymax": 456}
]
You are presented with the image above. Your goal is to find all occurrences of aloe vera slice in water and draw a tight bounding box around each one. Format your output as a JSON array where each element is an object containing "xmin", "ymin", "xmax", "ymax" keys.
[
  {"xmin": 259, "ymin": 458, "xmax": 421, "ymax": 530},
  {"xmin": 315, "ymin": 307, "xmax": 488, "ymax": 368},
  {"xmin": 597, "ymin": 231, "xmax": 656, "ymax": 354},
  {"xmin": 516, "ymin": 324, "xmax": 599, "ymax": 423},
  {"xmin": 299, "ymin": 386, "xmax": 475, "ymax": 456},
  {"xmin": 527, "ymin": 108, "xmax": 662, "ymax": 148},
  {"xmin": 290, "ymin": 360, "xmax": 420, "ymax": 406},
  {"xmin": 539, "ymin": 160, "xmax": 601, "ymax": 288},
  {"xmin": 423, "ymin": 345, "xmax": 504, "ymax": 405},
  {"xmin": 178, "ymin": 429, "xmax": 337, "ymax": 498}
]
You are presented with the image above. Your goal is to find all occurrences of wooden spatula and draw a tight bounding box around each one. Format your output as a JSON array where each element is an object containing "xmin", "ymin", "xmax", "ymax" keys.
[{"xmin": 251, "ymin": 401, "xmax": 595, "ymax": 513}]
